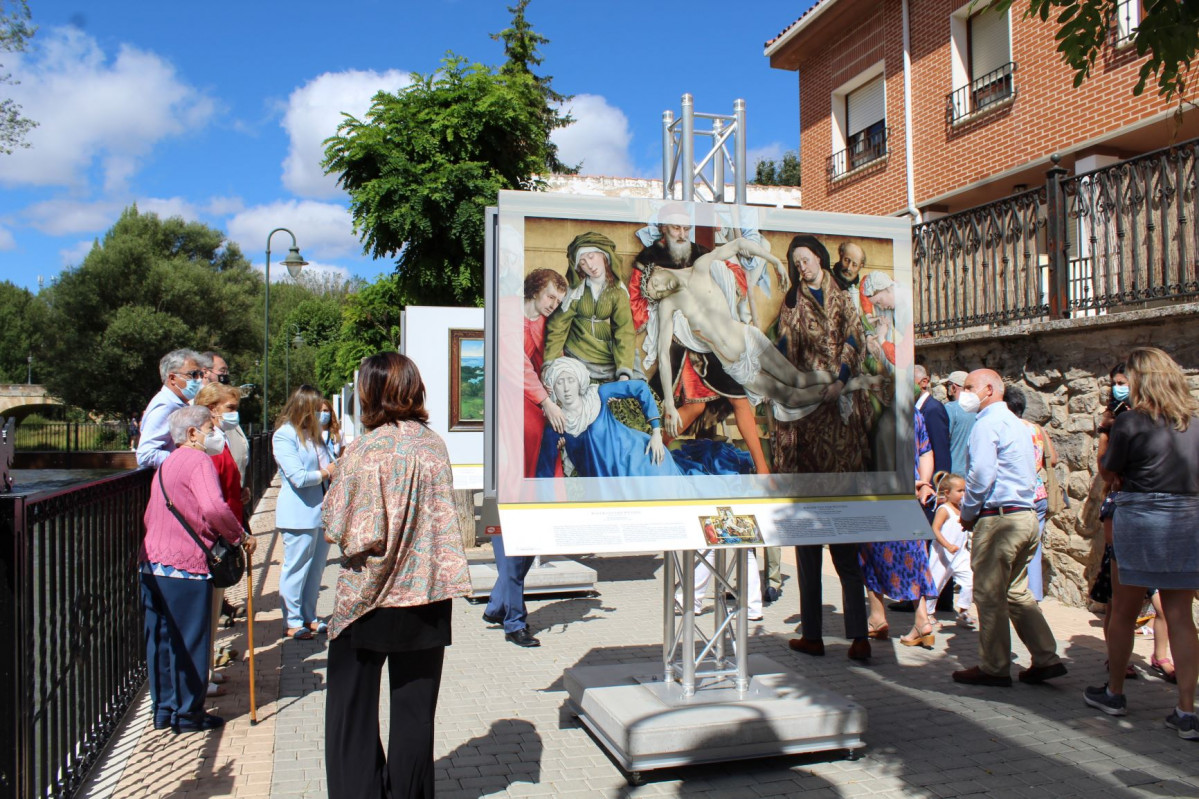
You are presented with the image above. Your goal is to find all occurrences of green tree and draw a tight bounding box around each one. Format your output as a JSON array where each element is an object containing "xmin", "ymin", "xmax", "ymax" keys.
[
  {"xmin": 1, "ymin": 0, "xmax": 35, "ymax": 154},
  {"xmin": 753, "ymin": 151, "xmax": 801, "ymax": 186},
  {"xmin": 324, "ymin": 2, "xmax": 571, "ymax": 306},
  {"xmin": 322, "ymin": 272, "xmax": 407, "ymax": 391},
  {"xmin": 0, "ymin": 280, "xmax": 44, "ymax": 381},
  {"xmin": 39, "ymin": 206, "xmax": 261, "ymax": 417},
  {"xmin": 994, "ymin": 0, "xmax": 1199, "ymax": 101}
]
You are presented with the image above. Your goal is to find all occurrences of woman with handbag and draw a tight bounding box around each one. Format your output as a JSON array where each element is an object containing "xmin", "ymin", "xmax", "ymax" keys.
[
  {"xmin": 140, "ymin": 405, "xmax": 248, "ymax": 733},
  {"xmin": 273, "ymin": 385, "xmax": 337, "ymax": 641},
  {"xmin": 323, "ymin": 352, "xmax": 472, "ymax": 799}
]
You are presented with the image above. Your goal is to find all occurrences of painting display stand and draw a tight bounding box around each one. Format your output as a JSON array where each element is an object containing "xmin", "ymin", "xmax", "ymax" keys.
[
  {"xmin": 564, "ymin": 549, "xmax": 866, "ymax": 785},
  {"xmin": 468, "ymin": 555, "xmax": 598, "ymax": 598}
]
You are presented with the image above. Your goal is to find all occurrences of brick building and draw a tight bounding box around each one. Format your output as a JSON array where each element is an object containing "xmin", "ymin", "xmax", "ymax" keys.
[{"xmin": 764, "ymin": 0, "xmax": 1199, "ymax": 218}]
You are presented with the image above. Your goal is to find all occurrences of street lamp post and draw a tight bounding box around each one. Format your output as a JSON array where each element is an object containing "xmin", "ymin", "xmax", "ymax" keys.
[
  {"xmin": 285, "ymin": 324, "xmax": 304, "ymax": 397},
  {"xmin": 264, "ymin": 229, "xmax": 307, "ymax": 430},
  {"xmin": 26, "ymin": 354, "xmax": 32, "ymax": 385}
]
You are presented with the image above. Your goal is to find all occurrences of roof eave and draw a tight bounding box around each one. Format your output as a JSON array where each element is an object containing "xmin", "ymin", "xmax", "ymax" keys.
[{"xmin": 764, "ymin": 0, "xmax": 842, "ymax": 69}]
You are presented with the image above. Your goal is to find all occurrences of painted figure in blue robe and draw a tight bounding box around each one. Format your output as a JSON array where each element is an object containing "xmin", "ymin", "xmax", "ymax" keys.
[{"xmin": 535, "ymin": 357, "xmax": 754, "ymax": 478}]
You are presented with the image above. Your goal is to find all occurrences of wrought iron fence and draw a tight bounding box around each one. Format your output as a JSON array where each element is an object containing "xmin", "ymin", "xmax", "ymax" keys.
[
  {"xmin": 913, "ymin": 138, "xmax": 1199, "ymax": 335},
  {"xmin": 946, "ymin": 62, "xmax": 1016, "ymax": 124},
  {"xmin": 1062, "ymin": 145, "xmax": 1199, "ymax": 313},
  {"xmin": 913, "ymin": 187, "xmax": 1049, "ymax": 335},
  {"xmin": 0, "ymin": 469, "xmax": 151, "ymax": 799},
  {"xmin": 14, "ymin": 423, "xmax": 132, "ymax": 453},
  {"xmin": 828, "ymin": 126, "xmax": 889, "ymax": 180}
]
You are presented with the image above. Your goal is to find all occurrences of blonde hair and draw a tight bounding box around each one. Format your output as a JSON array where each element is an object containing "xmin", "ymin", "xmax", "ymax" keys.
[
  {"xmin": 935, "ymin": 471, "xmax": 965, "ymax": 500},
  {"xmin": 194, "ymin": 382, "xmax": 241, "ymax": 409},
  {"xmin": 1125, "ymin": 347, "xmax": 1197, "ymax": 432},
  {"xmin": 276, "ymin": 384, "xmax": 325, "ymax": 447}
]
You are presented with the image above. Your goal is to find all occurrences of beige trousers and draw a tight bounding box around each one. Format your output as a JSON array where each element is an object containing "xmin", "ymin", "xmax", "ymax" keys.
[{"xmin": 970, "ymin": 509, "xmax": 1060, "ymax": 675}]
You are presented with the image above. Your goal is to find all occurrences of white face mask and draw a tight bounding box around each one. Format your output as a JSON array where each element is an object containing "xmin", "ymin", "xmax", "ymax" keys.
[
  {"xmin": 203, "ymin": 427, "xmax": 226, "ymax": 456},
  {"xmin": 957, "ymin": 391, "xmax": 981, "ymax": 414}
]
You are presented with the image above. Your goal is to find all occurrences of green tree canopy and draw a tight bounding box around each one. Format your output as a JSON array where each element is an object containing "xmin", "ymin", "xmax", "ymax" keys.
[
  {"xmin": 995, "ymin": 0, "xmax": 1199, "ymax": 101},
  {"xmin": 753, "ymin": 151, "xmax": 801, "ymax": 187},
  {"xmin": 324, "ymin": 2, "xmax": 571, "ymax": 307},
  {"xmin": 0, "ymin": 280, "xmax": 44, "ymax": 382},
  {"xmin": 39, "ymin": 206, "xmax": 261, "ymax": 417},
  {"xmin": 1, "ymin": 0, "xmax": 35, "ymax": 154}
]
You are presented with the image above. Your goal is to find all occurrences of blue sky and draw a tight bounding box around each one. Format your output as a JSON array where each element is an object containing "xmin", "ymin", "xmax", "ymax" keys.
[{"xmin": 0, "ymin": 0, "xmax": 813, "ymax": 292}]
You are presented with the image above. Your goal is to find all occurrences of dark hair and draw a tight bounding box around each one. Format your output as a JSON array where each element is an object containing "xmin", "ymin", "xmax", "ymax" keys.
[
  {"xmin": 784, "ymin": 234, "xmax": 831, "ymax": 308},
  {"xmin": 1004, "ymin": 383, "xmax": 1027, "ymax": 418},
  {"xmin": 1109, "ymin": 362, "xmax": 1126, "ymax": 380},
  {"xmin": 359, "ymin": 352, "xmax": 428, "ymax": 429},
  {"xmin": 524, "ymin": 268, "xmax": 567, "ymax": 300}
]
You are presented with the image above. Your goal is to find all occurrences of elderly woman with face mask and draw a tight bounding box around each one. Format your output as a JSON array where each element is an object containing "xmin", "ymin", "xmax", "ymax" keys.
[
  {"xmin": 140, "ymin": 405, "xmax": 247, "ymax": 733},
  {"xmin": 534, "ymin": 357, "xmax": 754, "ymax": 479}
]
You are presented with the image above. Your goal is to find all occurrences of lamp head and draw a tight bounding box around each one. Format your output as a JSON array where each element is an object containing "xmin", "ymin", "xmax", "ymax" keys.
[{"xmin": 282, "ymin": 246, "xmax": 307, "ymax": 279}]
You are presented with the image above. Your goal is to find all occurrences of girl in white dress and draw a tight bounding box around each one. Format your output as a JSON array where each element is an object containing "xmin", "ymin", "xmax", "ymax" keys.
[{"xmin": 926, "ymin": 473, "xmax": 975, "ymax": 628}]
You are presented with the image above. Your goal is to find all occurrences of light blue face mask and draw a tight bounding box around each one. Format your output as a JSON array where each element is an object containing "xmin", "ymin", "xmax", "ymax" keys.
[
  {"xmin": 181, "ymin": 378, "xmax": 202, "ymax": 400},
  {"xmin": 319, "ymin": 411, "xmax": 331, "ymax": 427},
  {"xmin": 220, "ymin": 411, "xmax": 240, "ymax": 431},
  {"xmin": 1112, "ymin": 384, "xmax": 1130, "ymax": 401}
]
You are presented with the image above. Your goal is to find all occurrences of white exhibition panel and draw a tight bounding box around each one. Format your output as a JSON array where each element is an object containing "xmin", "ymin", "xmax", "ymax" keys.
[{"xmin": 401, "ymin": 305, "xmax": 484, "ymax": 489}]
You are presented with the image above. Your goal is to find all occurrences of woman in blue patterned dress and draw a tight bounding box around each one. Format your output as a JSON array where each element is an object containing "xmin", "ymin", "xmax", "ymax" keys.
[{"xmin": 858, "ymin": 409, "xmax": 940, "ymax": 647}]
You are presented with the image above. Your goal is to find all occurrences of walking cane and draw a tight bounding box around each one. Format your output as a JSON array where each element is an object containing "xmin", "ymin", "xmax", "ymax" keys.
[{"xmin": 245, "ymin": 551, "xmax": 258, "ymax": 725}]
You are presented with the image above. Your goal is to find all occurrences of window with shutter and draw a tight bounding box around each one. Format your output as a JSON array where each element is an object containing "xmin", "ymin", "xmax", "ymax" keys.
[
  {"xmin": 845, "ymin": 77, "xmax": 886, "ymax": 171},
  {"xmin": 966, "ymin": 9, "xmax": 1013, "ymax": 113}
]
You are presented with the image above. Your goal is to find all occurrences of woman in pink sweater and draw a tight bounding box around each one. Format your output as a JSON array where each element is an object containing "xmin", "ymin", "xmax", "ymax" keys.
[{"xmin": 140, "ymin": 405, "xmax": 246, "ymax": 734}]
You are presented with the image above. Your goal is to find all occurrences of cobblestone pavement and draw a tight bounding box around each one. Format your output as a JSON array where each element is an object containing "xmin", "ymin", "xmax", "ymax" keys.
[{"xmin": 84, "ymin": 483, "xmax": 1199, "ymax": 798}]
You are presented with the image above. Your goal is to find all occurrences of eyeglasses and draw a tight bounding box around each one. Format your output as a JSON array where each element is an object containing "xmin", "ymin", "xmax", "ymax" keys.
[{"xmin": 174, "ymin": 370, "xmax": 205, "ymax": 380}]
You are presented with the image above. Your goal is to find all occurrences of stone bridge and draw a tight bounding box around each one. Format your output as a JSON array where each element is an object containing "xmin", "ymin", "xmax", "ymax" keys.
[{"xmin": 0, "ymin": 384, "xmax": 62, "ymax": 418}]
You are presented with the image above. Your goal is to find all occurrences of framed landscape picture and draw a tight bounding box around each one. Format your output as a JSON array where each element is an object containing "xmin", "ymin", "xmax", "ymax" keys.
[{"xmin": 449, "ymin": 329, "xmax": 485, "ymax": 431}]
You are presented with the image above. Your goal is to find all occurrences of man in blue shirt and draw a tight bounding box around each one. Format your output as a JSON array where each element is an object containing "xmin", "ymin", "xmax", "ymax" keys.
[
  {"xmin": 953, "ymin": 368, "xmax": 1065, "ymax": 687},
  {"xmin": 943, "ymin": 370, "xmax": 976, "ymax": 475},
  {"xmin": 136, "ymin": 349, "xmax": 203, "ymax": 469}
]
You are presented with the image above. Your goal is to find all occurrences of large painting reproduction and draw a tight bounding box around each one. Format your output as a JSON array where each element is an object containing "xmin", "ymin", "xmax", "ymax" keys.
[
  {"xmin": 449, "ymin": 329, "xmax": 484, "ymax": 431},
  {"xmin": 489, "ymin": 193, "xmax": 929, "ymax": 555}
]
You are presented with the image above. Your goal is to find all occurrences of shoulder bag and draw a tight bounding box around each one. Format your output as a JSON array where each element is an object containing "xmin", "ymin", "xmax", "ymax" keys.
[{"xmin": 157, "ymin": 466, "xmax": 246, "ymax": 588}]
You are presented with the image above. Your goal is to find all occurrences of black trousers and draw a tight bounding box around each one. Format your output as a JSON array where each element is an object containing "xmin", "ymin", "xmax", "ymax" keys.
[
  {"xmin": 325, "ymin": 635, "xmax": 445, "ymax": 799},
  {"xmin": 795, "ymin": 544, "xmax": 868, "ymax": 640}
]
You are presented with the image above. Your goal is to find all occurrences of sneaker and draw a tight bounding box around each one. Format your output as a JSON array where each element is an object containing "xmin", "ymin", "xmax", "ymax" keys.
[
  {"xmin": 1165, "ymin": 710, "xmax": 1199, "ymax": 740},
  {"xmin": 1083, "ymin": 684, "xmax": 1127, "ymax": 716},
  {"xmin": 955, "ymin": 610, "xmax": 976, "ymax": 628}
]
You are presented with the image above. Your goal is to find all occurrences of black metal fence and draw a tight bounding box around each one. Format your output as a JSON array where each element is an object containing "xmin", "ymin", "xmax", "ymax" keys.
[
  {"xmin": 828, "ymin": 126, "xmax": 889, "ymax": 180},
  {"xmin": 946, "ymin": 62, "xmax": 1016, "ymax": 124},
  {"xmin": 14, "ymin": 424, "xmax": 132, "ymax": 453},
  {"xmin": 913, "ymin": 137, "xmax": 1199, "ymax": 335},
  {"xmin": 0, "ymin": 469, "xmax": 151, "ymax": 799},
  {"xmin": 246, "ymin": 431, "xmax": 275, "ymax": 514}
]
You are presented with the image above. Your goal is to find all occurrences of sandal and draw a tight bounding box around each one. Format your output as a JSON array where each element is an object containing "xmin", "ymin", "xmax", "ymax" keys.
[
  {"xmin": 1151, "ymin": 655, "xmax": 1178, "ymax": 684},
  {"xmin": 286, "ymin": 627, "xmax": 314, "ymax": 641},
  {"xmin": 899, "ymin": 624, "xmax": 935, "ymax": 648},
  {"xmin": 867, "ymin": 622, "xmax": 890, "ymax": 640},
  {"xmin": 309, "ymin": 620, "xmax": 329, "ymax": 635}
]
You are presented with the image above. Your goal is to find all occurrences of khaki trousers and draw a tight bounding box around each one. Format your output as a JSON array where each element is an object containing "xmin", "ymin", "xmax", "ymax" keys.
[{"xmin": 970, "ymin": 510, "xmax": 1060, "ymax": 675}]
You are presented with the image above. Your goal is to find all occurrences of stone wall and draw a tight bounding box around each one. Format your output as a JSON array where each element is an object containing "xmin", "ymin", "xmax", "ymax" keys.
[{"xmin": 916, "ymin": 301, "xmax": 1199, "ymax": 607}]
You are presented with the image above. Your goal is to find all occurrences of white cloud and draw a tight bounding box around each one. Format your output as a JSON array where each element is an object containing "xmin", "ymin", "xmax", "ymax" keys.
[
  {"xmin": 204, "ymin": 196, "xmax": 245, "ymax": 216},
  {"xmin": 24, "ymin": 198, "xmax": 122, "ymax": 236},
  {"xmin": 138, "ymin": 196, "xmax": 200, "ymax": 221},
  {"xmin": 281, "ymin": 69, "xmax": 411, "ymax": 199},
  {"xmin": 226, "ymin": 200, "xmax": 361, "ymax": 265},
  {"xmin": 552, "ymin": 94, "xmax": 636, "ymax": 178},
  {"xmin": 0, "ymin": 225, "xmax": 15, "ymax": 251},
  {"xmin": 59, "ymin": 240, "xmax": 96, "ymax": 268},
  {"xmin": 2, "ymin": 27, "xmax": 215, "ymax": 190},
  {"xmin": 748, "ymin": 143, "xmax": 786, "ymax": 169}
]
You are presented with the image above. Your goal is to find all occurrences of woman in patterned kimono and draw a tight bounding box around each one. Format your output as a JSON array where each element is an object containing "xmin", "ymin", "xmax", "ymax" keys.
[
  {"xmin": 543, "ymin": 231, "xmax": 637, "ymax": 383},
  {"xmin": 772, "ymin": 234, "xmax": 873, "ymax": 474},
  {"xmin": 322, "ymin": 352, "xmax": 472, "ymax": 799}
]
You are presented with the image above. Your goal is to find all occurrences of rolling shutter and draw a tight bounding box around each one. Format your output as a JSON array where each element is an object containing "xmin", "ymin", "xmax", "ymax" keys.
[
  {"xmin": 846, "ymin": 76, "xmax": 885, "ymax": 136},
  {"xmin": 970, "ymin": 8, "xmax": 1010, "ymax": 79}
]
